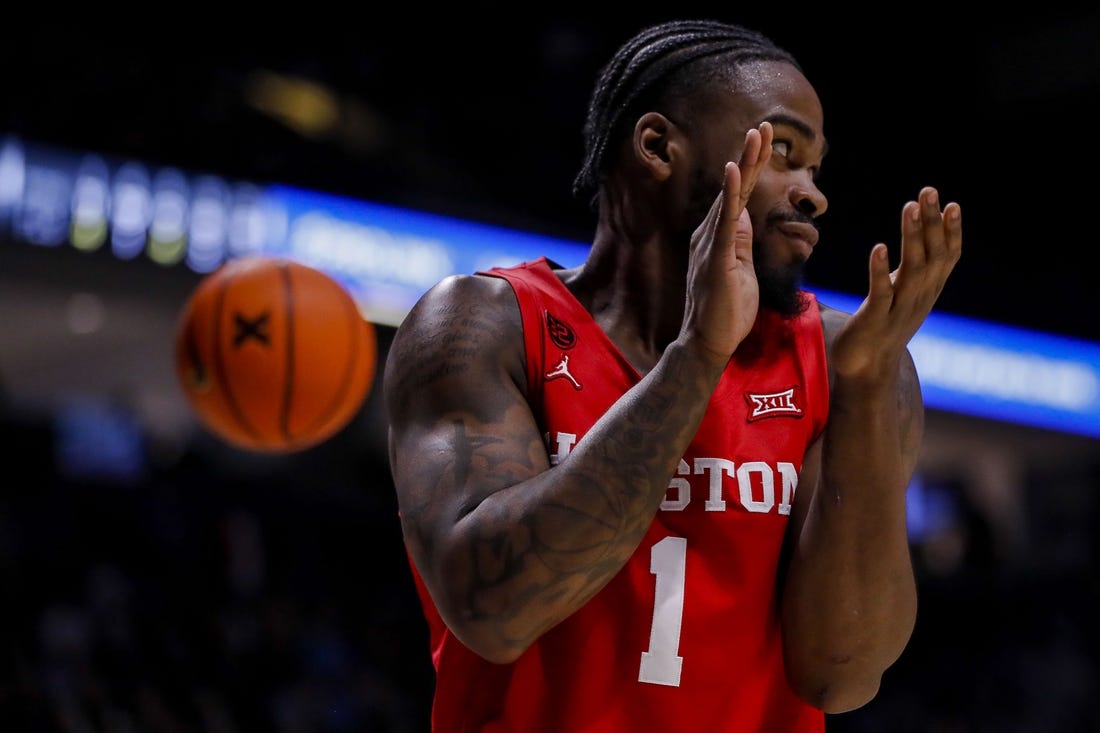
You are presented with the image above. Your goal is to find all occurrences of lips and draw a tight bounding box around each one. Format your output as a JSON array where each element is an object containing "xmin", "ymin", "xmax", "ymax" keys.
[{"xmin": 775, "ymin": 221, "xmax": 819, "ymax": 250}]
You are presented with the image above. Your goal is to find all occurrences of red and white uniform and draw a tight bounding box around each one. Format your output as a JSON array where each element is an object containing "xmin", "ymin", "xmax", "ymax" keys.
[{"xmin": 409, "ymin": 257, "xmax": 830, "ymax": 732}]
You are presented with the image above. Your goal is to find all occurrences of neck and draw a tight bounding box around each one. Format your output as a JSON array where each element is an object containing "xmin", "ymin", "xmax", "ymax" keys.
[{"xmin": 564, "ymin": 207, "xmax": 688, "ymax": 373}]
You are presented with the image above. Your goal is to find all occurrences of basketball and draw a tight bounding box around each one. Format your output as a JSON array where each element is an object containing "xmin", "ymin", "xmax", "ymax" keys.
[{"xmin": 173, "ymin": 255, "xmax": 377, "ymax": 453}]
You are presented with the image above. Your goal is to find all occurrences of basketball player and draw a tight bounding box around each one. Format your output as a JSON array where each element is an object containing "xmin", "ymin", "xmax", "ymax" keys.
[{"xmin": 383, "ymin": 19, "xmax": 962, "ymax": 732}]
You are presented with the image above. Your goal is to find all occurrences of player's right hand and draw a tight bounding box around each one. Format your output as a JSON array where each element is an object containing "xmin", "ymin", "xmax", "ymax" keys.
[{"xmin": 680, "ymin": 122, "xmax": 773, "ymax": 363}]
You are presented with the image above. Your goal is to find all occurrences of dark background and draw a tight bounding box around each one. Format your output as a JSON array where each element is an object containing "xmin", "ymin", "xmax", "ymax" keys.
[
  {"xmin": 4, "ymin": 8, "xmax": 1100, "ymax": 341},
  {"xmin": 2, "ymin": 10, "xmax": 1100, "ymax": 733}
]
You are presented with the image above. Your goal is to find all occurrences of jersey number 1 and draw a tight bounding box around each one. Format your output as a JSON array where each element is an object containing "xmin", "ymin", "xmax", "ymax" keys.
[{"xmin": 638, "ymin": 536, "xmax": 686, "ymax": 686}]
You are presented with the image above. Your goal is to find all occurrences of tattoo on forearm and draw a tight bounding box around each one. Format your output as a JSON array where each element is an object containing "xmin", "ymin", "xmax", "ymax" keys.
[
  {"xmin": 395, "ymin": 296, "xmax": 717, "ymax": 651},
  {"xmin": 451, "ymin": 343, "xmax": 713, "ymax": 647}
]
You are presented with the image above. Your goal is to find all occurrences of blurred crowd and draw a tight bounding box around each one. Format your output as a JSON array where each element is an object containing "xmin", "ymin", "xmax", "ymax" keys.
[
  {"xmin": 1, "ymin": 401, "xmax": 1097, "ymax": 732},
  {"xmin": 0, "ymin": 408, "xmax": 433, "ymax": 733}
]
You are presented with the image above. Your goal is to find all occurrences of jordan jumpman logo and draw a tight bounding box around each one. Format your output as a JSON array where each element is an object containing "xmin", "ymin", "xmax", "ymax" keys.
[{"xmin": 546, "ymin": 354, "xmax": 582, "ymax": 390}]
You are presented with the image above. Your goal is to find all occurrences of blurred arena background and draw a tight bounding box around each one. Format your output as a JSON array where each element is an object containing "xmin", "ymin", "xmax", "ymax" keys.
[{"xmin": 2, "ymin": 9, "xmax": 1099, "ymax": 732}]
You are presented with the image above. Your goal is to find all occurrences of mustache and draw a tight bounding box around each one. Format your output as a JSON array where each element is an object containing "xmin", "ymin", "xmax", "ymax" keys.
[{"xmin": 766, "ymin": 209, "xmax": 818, "ymax": 230}]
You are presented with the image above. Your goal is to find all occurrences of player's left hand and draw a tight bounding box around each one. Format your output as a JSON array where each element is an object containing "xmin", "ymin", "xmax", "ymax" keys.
[{"xmin": 831, "ymin": 186, "xmax": 962, "ymax": 380}]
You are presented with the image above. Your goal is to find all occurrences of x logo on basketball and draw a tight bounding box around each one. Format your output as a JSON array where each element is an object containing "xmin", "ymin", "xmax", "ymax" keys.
[{"xmin": 233, "ymin": 311, "xmax": 271, "ymax": 347}]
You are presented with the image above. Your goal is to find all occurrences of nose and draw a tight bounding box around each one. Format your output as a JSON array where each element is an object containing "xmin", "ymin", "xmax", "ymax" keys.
[{"xmin": 791, "ymin": 179, "xmax": 827, "ymax": 218}]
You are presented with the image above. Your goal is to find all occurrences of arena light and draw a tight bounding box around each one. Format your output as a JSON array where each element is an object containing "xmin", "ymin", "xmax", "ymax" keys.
[
  {"xmin": 3, "ymin": 133, "xmax": 1098, "ymax": 438},
  {"xmin": 806, "ymin": 290, "xmax": 1100, "ymax": 438}
]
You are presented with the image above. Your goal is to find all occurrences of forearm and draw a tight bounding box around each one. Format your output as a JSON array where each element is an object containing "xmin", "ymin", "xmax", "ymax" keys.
[
  {"xmin": 438, "ymin": 338, "xmax": 726, "ymax": 661},
  {"xmin": 780, "ymin": 373, "xmax": 920, "ymax": 711}
]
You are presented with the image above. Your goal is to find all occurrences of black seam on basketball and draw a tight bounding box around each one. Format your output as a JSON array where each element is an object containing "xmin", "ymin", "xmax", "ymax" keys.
[
  {"xmin": 214, "ymin": 266, "xmax": 263, "ymax": 444},
  {"xmin": 279, "ymin": 261, "xmax": 295, "ymax": 446},
  {"xmin": 301, "ymin": 285, "xmax": 363, "ymax": 442},
  {"xmin": 323, "ymin": 283, "xmax": 363, "ymax": 435}
]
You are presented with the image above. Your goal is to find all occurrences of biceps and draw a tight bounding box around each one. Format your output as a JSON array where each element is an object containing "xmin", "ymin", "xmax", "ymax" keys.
[{"xmin": 389, "ymin": 387, "xmax": 550, "ymax": 551}]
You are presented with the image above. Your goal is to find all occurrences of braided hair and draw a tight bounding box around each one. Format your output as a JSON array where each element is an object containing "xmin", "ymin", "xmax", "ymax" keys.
[{"xmin": 572, "ymin": 19, "xmax": 800, "ymax": 209}]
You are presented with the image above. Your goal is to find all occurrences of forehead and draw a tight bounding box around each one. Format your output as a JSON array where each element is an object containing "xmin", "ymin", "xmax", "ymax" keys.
[{"xmin": 720, "ymin": 59, "xmax": 824, "ymax": 143}]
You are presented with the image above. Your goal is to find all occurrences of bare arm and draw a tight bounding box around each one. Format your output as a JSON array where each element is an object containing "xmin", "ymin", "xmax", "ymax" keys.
[
  {"xmin": 385, "ymin": 125, "xmax": 775, "ymax": 663},
  {"xmin": 385, "ymin": 277, "xmax": 724, "ymax": 662},
  {"xmin": 781, "ymin": 187, "xmax": 962, "ymax": 712}
]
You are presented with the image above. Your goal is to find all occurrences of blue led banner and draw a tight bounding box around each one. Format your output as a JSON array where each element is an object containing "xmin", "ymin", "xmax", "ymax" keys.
[
  {"xmin": 259, "ymin": 187, "xmax": 1100, "ymax": 440},
  {"xmin": 258, "ymin": 185, "xmax": 590, "ymax": 324},
  {"xmin": 807, "ymin": 291, "xmax": 1100, "ymax": 439},
  {"xmin": 3, "ymin": 134, "xmax": 1099, "ymax": 438}
]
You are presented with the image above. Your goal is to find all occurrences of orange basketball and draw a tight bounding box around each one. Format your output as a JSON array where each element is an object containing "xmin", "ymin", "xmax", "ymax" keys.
[{"xmin": 174, "ymin": 255, "xmax": 377, "ymax": 452}]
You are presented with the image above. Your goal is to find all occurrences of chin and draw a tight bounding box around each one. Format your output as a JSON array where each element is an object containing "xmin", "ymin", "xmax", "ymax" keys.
[{"xmin": 757, "ymin": 264, "xmax": 809, "ymax": 319}]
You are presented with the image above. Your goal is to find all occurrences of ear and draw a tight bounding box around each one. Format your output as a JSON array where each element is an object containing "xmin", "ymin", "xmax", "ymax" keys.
[{"xmin": 632, "ymin": 112, "xmax": 680, "ymax": 182}]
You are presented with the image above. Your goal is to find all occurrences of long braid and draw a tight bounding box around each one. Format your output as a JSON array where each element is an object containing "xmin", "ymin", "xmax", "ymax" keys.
[{"xmin": 573, "ymin": 19, "xmax": 800, "ymax": 208}]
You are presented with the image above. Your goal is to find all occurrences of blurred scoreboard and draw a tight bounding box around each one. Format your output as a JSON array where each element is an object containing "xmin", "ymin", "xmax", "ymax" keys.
[
  {"xmin": 0, "ymin": 134, "xmax": 589, "ymax": 327},
  {"xmin": 2, "ymin": 134, "xmax": 1099, "ymax": 439}
]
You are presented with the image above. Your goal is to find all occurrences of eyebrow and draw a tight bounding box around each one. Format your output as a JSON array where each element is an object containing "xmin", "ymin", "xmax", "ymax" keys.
[{"xmin": 764, "ymin": 112, "xmax": 829, "ymax": 158}]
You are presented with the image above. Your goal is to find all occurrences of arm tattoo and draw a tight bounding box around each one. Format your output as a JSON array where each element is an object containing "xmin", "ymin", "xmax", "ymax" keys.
[{"xmin": 454, "ymin": 341, "xmax": 716, "ymax": 648}]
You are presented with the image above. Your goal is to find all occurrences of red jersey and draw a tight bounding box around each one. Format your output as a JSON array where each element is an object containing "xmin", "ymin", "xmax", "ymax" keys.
[{"xmin": 409, "ymin": 257, "xmax": 830, "ymax": 732}]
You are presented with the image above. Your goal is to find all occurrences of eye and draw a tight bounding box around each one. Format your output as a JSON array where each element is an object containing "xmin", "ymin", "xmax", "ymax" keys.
[{"xmin": 771, "ymin": 140, "xmax": 791, "ymax": 158}]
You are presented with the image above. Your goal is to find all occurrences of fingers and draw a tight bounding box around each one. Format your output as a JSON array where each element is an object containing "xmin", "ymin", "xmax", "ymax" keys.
[
  {"xmin": 900, "ymin": 187, "xmax": 963, "ymax": 273},
  {"xmin": 741, "ymin": 121, "xmax": 774, "ymax": 168},
  {"xmin": 697, "ymin": 122, "xmax": 774, "ymax": 253},
  {"xmin": 713, "ymin": 160, "xmax": 744, "ymax": 245},
  {"xmin": 753, "ymin": 121, "xmax": 774, "ymax": 168},
  {"xmin": 942, "ymin": 201, "xmax": 962, "ymax": 263},
  {"xmin": 736, "ymin": 122, "xmax": 773, "ymax": 208},
  {"xmin": 899, "ymin": 199, "xmax": 924, "ymax": 272},
  {"xmin": 885, "ymin": 186, "xmax": 962, "ymax": 322},
  {"xmin": 714, "ymin": 122, "xmax": 773, "ymax": 228},
  {"xmin": 866, "ymin": 243, "xmax": 893, "ymax": 307}
]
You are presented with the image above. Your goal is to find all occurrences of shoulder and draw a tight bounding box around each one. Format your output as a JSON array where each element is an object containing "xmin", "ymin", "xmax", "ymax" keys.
[
  {"xmin": 423, "ymin": 270, "xmax": 520, "ymax": 308},
  {"xmin": 397, "ymin": 272, "xmax": 522, "ymax": 341},
  {"xmin": 814, "ymin": 298, "xmax": 851, "ymax": 343},
  {"xmin": 385, "ymin": 272, "xmax": 526, "ymax": 392}
]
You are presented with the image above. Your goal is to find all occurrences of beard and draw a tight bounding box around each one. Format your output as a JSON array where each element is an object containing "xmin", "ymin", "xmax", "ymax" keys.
[
  {"xmin": 752, "ymin": 236, "xmax": 811, "ymax": 319},
  {"xmin": 683, "ymin": 166, "xmax": 812, "ymax": 321}
]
